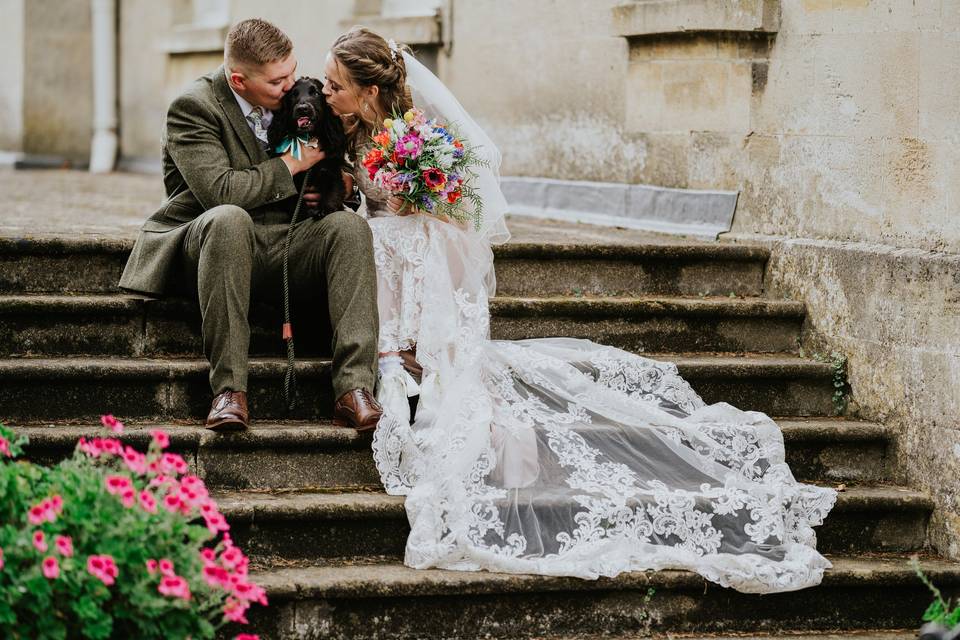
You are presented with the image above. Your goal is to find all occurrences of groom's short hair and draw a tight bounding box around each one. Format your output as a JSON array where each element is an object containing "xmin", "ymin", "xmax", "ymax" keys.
[{"xmin": 225, "ymin": 18, "xmax": 292, "ymax": 73}]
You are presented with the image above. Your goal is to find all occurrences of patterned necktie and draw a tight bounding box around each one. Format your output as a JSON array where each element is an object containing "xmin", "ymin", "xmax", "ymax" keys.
[{"xmin": 246, "ymin": 106, "xmax": 268, "ymax": 147}]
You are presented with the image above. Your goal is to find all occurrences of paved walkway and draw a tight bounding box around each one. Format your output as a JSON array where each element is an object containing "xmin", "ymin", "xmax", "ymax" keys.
[{"xmin": 0, "ymin": 167, "xmax": 710, "ymax": 247}]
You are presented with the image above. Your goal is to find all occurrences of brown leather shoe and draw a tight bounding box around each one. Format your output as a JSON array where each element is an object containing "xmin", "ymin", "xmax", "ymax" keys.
[
  {"xmin": 332, "ymin": 388, "xmax": 382, "ymax": 432},
  {"xmin": 206, "ymin": 390, "xmax": 249, "ymax": 431}
]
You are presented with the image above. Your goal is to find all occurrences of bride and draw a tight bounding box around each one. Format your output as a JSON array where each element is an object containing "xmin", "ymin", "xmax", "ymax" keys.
[{"xmin": 321, "ymin": 27, "xmax": 836, "ymax": 594}]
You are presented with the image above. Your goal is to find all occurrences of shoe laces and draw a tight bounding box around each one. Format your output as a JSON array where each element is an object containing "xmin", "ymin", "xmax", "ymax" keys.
[{"xmin": 357, "ymin": 388, "xmax": 378, "ymax": 411}]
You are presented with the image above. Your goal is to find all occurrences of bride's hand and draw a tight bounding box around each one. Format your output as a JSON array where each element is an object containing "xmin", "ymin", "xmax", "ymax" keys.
[{"xmin": 387, "ymin": 196, "xmax": 417, "ymax": 216}]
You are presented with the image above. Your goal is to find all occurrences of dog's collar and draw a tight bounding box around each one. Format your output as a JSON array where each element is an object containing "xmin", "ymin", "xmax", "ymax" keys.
[{"xmin": 275, "ymin": 134, "xmax": 314, "ymax": 161}]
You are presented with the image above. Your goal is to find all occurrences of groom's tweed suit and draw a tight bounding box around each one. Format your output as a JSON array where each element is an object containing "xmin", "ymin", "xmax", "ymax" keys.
[{"xmin": 119, "ymin": 65, "xmax": 379, "ymax": 399}]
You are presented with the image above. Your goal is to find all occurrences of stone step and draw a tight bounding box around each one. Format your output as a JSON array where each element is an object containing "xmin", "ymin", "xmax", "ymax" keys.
[
  {"xmin": 213, "ymin": 485, "xmax": 932, "ymax": 565},
  {"xmin": 543, "ymin": 633, "xmax": 916, "ymax": 640},
  {"xmin": 0, "ymin": 236, "xmax": 769, "ymax": 297},
  {"xmin": 235, "ymin": 555, "xmax": 960, "ymax": 638},
  {"xmin": 0, "ymin": 353, "xmax": 838, "ymax": 422},
  {"xmin": 15, "ymin": 418, "xmax": 889, "ymax": 489},
  {"xmin": 0, "ymin": 294, "xmax": 805, "ymax": 357}
]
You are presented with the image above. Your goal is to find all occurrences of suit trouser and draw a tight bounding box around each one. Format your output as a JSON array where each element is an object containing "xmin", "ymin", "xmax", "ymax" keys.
[{"xmin": 178, "ymin": 204, "xmax": 379, "ymax": 399}]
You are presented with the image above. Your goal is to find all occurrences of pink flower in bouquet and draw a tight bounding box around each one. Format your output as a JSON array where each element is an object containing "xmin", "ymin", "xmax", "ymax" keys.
[
  {"xmin": 101, "ymin": 414, "xmax": 124, "ymax": 434},
  {"xmin": 150, "ymin": 429, "xmax": 170, "ymax": 449},
  {"xmin": 158, "ymin": 575, "xmax": 192, "ymax": 601},
  {"xmin": 42, "ymin": 556, "xmax": 59, "ymax": 579},
  {"xmin": 33, "ymin": 531, "xmax": 47, "ymax": 552},
  {"xmin": 0, "ymin": 435, "xmax": 11, "ymax": 457},
  {"xmin": 394, "ymin": 133, "xmax": 423, "ymax": 161},
  {"xmin": 87, "ymin": 554, "xmax": 118, "ymax": 586},
  {"xmin": 55, "ymin": 535, "xmax": 73, "ymax": 557}
]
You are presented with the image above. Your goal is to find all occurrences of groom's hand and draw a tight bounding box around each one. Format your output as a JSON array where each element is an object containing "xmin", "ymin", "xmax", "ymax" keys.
[{"xmin": 281, "ymin": 143, "xmax": 326, "ymax": 175}]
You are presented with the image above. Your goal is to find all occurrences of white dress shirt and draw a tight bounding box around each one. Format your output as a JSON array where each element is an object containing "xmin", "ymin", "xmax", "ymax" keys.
[{"xmin": 227, "ymin": 74, "xmax": 273, "ymax": 133}]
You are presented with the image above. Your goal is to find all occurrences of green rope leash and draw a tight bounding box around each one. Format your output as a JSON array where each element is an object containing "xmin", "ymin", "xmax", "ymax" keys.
[{"xmin": 281, "ymin": 167, "xmax": 313, "ymax": 411}]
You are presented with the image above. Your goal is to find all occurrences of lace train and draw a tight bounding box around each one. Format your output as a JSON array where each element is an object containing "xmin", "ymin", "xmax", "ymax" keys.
[{"xmin": 360, "ymin": 173, "xmax": 835, "ymax": 595}]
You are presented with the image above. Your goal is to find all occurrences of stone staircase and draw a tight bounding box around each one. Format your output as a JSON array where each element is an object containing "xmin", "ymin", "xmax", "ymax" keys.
[{"xmin": 2, "ymin": 226, "xmax": 956, "ymax": 639}]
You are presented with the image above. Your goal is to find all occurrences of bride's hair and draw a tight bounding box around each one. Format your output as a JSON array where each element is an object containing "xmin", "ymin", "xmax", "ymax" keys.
[{"xmin": 330, "ymin": 27, "xmax": 415, "ymax": 156}]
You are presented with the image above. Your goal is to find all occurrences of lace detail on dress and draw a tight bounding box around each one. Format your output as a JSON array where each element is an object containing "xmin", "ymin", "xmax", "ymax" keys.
[{"xmin": 355, "ymin": 143, "xmax": 836, "ymax": 595}]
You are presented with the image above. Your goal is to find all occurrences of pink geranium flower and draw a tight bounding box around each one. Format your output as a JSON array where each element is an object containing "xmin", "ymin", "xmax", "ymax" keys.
[
  {"xmin": 146, "ymin": 559, "xmax": 158, "ymax": 574},
  {"xmin": 158, "ymin": 575, "xmax": 191, "ymax": 601},
  {"xmin": 150, "ymin": 429, "xmax": 170, "ymax": 449},
  {"xmin": 0, "ymin": 547, "xmax": 5, "ymax": 570},
  {"xmin": 105, "ymin": 475, "xmax": 133, "ymax": 495},
  {"xmin": 158, "ymin": 558, "xmax": 175, "ymax": 577},
  {"xmin": 87, "ymin": 554, "xmax": 118, "ymax": 586},
  {"xmin": 32, "ymin": 531, "xmax": 47, "ymax": 553},
  {"xmin": 160, "ymin": 453, "xmax": 188, "ymax": 476},
  {"xmin": 100, "ymin": 414, "xmax": 124, "ymax": 434},
  {"xmin": 122, "ymin": 446, "xmax": 147, "ymax": 475},
  {"xmin": 27, "ymin": 495, "xmax": 63, "ymax": 525},
  {"xmin": 138, "ymin": 490, "xmax": 157, "ymax": 514},
  {"xmin": 0, "ymin": 435, "xmax": 11, "ymax": 457},
  {"xmin": 202, "ymin": 564, "xmax": 230, "ymax": 589},
  {"xmin": 234, "ymin": 635, "xmax": 260, "ymax": 640},
  {"xmin": 42, "ymin": 556, "xmax": 59, "ymax": 579},
  {"xmin": 55, "ymin": 535, "xmax": 73, "ymax": 557},
  {"xmin": 223, "ymin": 596, "xmax": 250, "ymax": 624}
]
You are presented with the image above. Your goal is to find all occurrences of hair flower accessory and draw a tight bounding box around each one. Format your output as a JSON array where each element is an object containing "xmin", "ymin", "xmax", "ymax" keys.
[{"xmin": 388, "ymin": 38, "xmax": 400, "ymax": 61}]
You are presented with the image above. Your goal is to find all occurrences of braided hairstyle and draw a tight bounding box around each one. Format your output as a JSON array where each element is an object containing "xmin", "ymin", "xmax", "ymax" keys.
[{"xmin": 330, "ymin": 27, "xmax": 415, "ymax": 158}]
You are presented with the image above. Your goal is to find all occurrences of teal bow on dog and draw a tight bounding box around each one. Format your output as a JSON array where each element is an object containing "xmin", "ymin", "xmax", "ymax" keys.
[{"xmin": 274, "ymin": 135, "xmax": 313, "ymax": 161}]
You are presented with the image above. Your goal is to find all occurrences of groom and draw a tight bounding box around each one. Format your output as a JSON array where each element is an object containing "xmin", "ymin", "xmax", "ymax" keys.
[{"xmin": 119, "ymin": 18, "xmax": 382, "ymax": 432}]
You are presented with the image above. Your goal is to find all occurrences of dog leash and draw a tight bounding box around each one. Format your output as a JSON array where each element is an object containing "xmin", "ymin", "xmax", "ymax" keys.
[{"xmin": 281, "ymin": 167, "xmax": 313, "ymax": 411}]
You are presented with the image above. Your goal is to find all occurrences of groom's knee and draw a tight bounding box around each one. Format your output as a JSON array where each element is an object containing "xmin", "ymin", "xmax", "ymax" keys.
[
  {"xmin": 323, "ymin": 210, "xmax": 372, "ymax": 248},
  {"xmin": 198, "ymin": 205, "xmax": 255, "ymax": 252}
]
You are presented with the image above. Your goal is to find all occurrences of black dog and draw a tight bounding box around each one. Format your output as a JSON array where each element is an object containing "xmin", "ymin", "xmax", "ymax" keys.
[{"xmin": 267, "ymin": 76, "xmax": 347, "ymax": 217}]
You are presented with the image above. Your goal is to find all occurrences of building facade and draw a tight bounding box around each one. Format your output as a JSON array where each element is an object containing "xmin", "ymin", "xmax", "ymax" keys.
[{"xmin": 1, "ymin": 0, "xmax": 959, "ymax": 556}]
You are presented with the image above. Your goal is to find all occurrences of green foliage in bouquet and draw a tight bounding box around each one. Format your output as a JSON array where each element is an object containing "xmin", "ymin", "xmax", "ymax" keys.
[{"xmin": 0, "ymin": 420, "xmax": 264, "ymax": 640}]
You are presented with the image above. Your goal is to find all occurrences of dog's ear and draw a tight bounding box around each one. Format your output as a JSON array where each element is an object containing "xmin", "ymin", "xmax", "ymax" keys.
[
  {"xmin": 317, "ymin": 81, "xmax": 347, "ymax": 161},
  {"xmin": 266, "ymin": 87, "xmax": 296, "ymax": 152}
]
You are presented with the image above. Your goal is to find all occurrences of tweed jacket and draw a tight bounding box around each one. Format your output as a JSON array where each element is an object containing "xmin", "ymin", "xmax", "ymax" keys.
[{"xmin": 119, "ymin": 65, "xmax": 298, "ymax": 295}]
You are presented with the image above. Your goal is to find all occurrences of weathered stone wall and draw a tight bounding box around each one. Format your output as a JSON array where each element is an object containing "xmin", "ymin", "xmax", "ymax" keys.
[
  {"xmin": 765, "ymin": 238, "xmax": 960, "ymax": 555},
  {"xmin": 0, "ymin": 0, "xmax": 25, "ymax": 153},
  {"xmin": 22, "ymin": 0, "xmax": 92, "ymax": 161}
]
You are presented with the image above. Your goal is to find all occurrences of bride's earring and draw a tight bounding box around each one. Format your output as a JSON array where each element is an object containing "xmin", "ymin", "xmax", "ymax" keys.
[{"xmin": 362, "ymin": 101, "xmax": 370, "ymax": 114}]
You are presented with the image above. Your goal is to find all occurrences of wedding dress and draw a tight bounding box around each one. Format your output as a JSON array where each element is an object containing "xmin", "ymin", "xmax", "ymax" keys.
[
  {"xmin": 348, "ymin": 50, "xmax": 836, "ymax": 594},
  {"xmin": 354, "ymin": 157, "xmax": 836, "ymax": 594}
]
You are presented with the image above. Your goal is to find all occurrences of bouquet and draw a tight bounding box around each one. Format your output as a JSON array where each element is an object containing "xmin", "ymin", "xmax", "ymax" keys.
[
  {"xmin": 361, "ymin": 107, "xmax": 487, "ymax": 229},
  {"xmin": 0, "ymin": 418, "xmax": 265, "ymax": 640}
]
